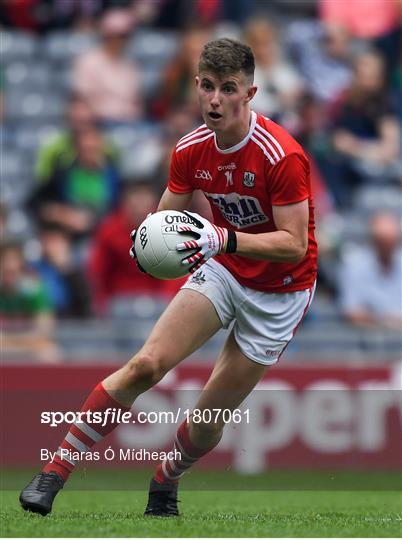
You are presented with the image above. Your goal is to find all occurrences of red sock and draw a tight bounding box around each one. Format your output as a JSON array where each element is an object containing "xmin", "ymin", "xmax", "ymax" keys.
[
  {"xmin": 43, "ymin": 382, "xmax": 130, "ymax": 482},
  {"xmin": 154, "ymin": 421, "xmax": 217, "ymax": 484}
]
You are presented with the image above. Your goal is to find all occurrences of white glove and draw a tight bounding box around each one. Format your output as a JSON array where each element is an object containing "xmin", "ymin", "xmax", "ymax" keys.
[{"xmin": 176, "ymin": 211, "xmax": 236, "ymax": 273}]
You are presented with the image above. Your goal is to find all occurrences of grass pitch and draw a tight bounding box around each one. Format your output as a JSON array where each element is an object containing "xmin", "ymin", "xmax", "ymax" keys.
[{"xmin": 1, "ymin": 469, "xmax": 401, "ymax": 537}]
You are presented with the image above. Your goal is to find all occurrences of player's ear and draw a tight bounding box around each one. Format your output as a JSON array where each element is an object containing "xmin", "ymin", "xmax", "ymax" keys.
[{"xmin": 245, "ymin": 84, "xmax": 257, "ymax": 103}]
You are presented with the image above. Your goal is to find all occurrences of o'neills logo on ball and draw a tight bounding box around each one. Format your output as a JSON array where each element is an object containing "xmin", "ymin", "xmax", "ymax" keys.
[
  {"xmin": 164, "ymin": 214, "xmax": 194, "ymax": 224},
  {"xmin": 163, "ymin": 213, "xmax": 198, "ymax": 233}
]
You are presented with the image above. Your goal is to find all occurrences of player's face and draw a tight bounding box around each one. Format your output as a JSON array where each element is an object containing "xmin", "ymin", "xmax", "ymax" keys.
[{"xmin": 196, "ymin": 71, "xmax": 256, "ymax": 133}]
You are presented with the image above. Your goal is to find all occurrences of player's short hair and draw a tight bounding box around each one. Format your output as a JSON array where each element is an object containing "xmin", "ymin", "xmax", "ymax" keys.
[{"xmin": 199, "ymin": 38, "xmax": 255, "ymax": 82}]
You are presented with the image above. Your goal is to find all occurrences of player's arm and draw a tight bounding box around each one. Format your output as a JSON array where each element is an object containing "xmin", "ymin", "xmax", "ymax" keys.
[
  {"xmin": 235, "ymin": 199, "xmax": 309, "ymax": 263},
  {"xmin": 157, "ymin": 188, "xmax": 193, "ymax": 212},
  {"xmin": 177, "ymin": 153, "xmax": 310, "ymax": 272},
  {"xmin": 234, "ymin": 152, "xmax": 310, "ymax": 262},
  {"xmin": 177, "ymin": 200, "xmax": 308, "ymax": 273}
]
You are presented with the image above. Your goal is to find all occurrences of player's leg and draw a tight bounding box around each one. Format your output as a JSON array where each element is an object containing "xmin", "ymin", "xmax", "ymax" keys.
[
  {"xmin": 20, "ymin": 289, "xmax": 222, "ymax": 515},
  {"xmin": 156, "ymin": 282, "xmax": 315, "ymax": 484},
  {"xmin": 49, "ymin": 289, "xmax": 222, "ymax": 477},
  {"xmin": 145, "ymin": 331, "xmax": 267, "ymax": 516},
  {"xmin": 103, "ymin": 288, "xmax": 223, "ymax": 404},
  {"xmin": 146, "ymin": 275, "xmax": 315, "ymax": 516},
  {"xmin": 155, "ymin": 330, "xmax": 267, "ymax": 478},
  {"xmin": 189, "ymin": 331, "xmax": 268, "ymax": 447}
]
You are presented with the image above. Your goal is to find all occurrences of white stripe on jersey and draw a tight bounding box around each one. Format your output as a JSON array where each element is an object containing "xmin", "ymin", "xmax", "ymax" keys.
[
  {"xmin": 177, "ymin": 128, "xmax": 212, "ymax": 147},
  {"xmin": 250, "ymin": 135, "xmax": 276, "ymax": 165},
  {"xmin": 253, "ymin": 129, "xmax": 281, "ymax": 163},
  {"xmin": 176, "ymin": 132, "xmax": 214, "ymax": 153},
  {"xmin": 258, "ymin": 121, "xmax": 286, "ymax": 158},
  {"xmin": 177, "ymin": 124, "xmax": 208, "ymax": 144}
]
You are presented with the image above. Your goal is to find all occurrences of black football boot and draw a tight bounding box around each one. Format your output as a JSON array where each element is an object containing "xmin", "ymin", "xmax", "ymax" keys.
[
  {"xmin": 144, "ymin": 478, "xmax": 179, "ymax": 517},
  {"xmin": 19, "ymin": 472, "xmax": 64, "ymax": 516}
]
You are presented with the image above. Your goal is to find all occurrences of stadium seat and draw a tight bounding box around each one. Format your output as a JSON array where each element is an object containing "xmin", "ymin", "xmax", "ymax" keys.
[
  {"xmin": 4, "ymin": 61, "xmax": 54, "ymax": 92},
  {"xmin": 141, "ymin": 65, "xmax": 163, "ymax": 96},
  {"xmin": 109, "ymin": 296, "xmax": 167, "ymax": 320},
  {"xmin": 42, "ymin": 31, "xmax": 97, "ymax": 63},
  {"xmin": 127, "ymin": 30, "xmax": 179, "ymax": 66},
  {"xmin": 1, "ymin": 174, "xmax": 33, "ymax": 207},
  {"xmin": 106, "ymin": 123, "xmax": 163, "ymax": 177},
  {"xmin": 2, "ymin": 147, "xmax": 33, "ymax": 184},
  {"xmin": 341, "ymin": 212, "xmax": 368, "ymax": 243},
  {"xmin": 4, "ymin": 207, "xmax": 32, "ymax": 238},
  {"xmin": 0, "ymin": 31, "xmax": 38, "ymax": 62},
  {"xmin": 56, "ymin": 321, "xmax": 122, "ymax": 360},
  {"xmin": 106, "ymin": 124, "xmax": 153, "ymax": 148},
  {"xmin": 5, "ymin": 91, "xmax": 66, "ymax": 121},
  {"xmin": 354, "ymin": 186, "xmax": 402, "ymax": 215},
  {"xmin": 14, "ymin": 123, "xmax": 63, "ymax": 158},
  {"xmin": 52, "ymin": 66, "xmax": 73, "ymax": 94}
]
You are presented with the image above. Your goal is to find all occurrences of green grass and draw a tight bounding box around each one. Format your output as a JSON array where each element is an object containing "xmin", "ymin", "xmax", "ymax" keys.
[{"xmin": 1, "ymin": 470, "xmax": 401, "ymax": 537}]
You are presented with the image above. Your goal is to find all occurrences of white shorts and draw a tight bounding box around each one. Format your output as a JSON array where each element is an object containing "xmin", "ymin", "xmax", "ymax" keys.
[{"xmin": 182, "ymin": 259, "xmax": 315, "ymax": 366}]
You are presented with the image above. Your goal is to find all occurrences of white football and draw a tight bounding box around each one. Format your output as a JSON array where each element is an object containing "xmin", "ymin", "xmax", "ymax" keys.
[{"xmin": 134, "ymin": 211, "xmax": 198, "ymax": 280}]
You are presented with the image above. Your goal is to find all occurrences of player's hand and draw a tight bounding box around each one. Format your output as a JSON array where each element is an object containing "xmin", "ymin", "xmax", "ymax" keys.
[
  {"xmin": 129, "ymin": 229, "xmax": 147, "ymax": 274},
  {"xmin": 176, "ymin": 211, "xmax": 236, "ymax": 273},
  {"xmin": 129, "ymin": 213, "xmax": 153, "ymax": 273}
]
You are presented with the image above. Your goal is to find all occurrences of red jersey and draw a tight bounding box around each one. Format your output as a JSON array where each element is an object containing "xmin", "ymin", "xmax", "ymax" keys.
[{"xmin": 168, "ymin": 111, "xmax": 317, "ymax": 293}]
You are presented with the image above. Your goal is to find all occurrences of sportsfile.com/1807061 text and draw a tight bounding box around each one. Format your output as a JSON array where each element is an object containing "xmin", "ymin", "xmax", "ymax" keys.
[{"xmin": 40, "ymin": 408, "xmax": 250, "ymax": 428}]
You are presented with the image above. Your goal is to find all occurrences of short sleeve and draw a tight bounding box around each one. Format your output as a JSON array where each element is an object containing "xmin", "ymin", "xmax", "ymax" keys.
[
  {"xmin": 269, "ymin": 152, "xmax": 310, "ymax": 206},
  {"xmin": 167, "ymin": 147, "xmax": 193, "ymax": 194}
]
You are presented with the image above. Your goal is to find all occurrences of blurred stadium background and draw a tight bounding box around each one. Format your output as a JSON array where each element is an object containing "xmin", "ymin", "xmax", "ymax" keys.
[{"xmin": 1, "ymin": 0, "xmax": 401, "ymax": 475}]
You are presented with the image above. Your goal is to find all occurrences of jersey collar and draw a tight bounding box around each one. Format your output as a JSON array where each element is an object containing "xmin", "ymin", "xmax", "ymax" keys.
[{"xmin": 214, "ymin": 110, "xmax": 257, "ymax": 154}]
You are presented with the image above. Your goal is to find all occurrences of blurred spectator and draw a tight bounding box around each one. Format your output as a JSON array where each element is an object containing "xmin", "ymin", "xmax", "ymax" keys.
[
  {"xmin": 88, "ymin": 181, "xmax": 183, "ymax": 315},
  {"xmin": 0, "ymin": 0, "xmax": 102, "ymax": 32},
  {"xmin": 320, "ymin": 0, "xmax": 401, "ymax": 72},
  {"xmin": 320, "ymin": 0, "xmax": 401, "ymax": 40},
  {"xmin": 330, "ymin": 50, "xmax": 400, "ymax": 205},
  {"xmin": 155, "ymin": 106, "xmax": 199, "ymax": 185},
  {"xmin": 338, "ymin": 211, "xmax": 402, "ymax": 329},
  {"xmin": 0, "ymin": 241, "xmax": 60, "ymax": 362},
  {"xmin": 153, "ymin": 27, "xmax": 210, "ymax": 120},
  {"xmin": 0, "ymin": 0, "xmax": 41, "ymax": 31},
  {"xmin": 31, "ymin": 125, "xmax": 121, "ymax": 241},
  {"xmin": 32, "ymin": 225, "xmax": 92, "ymax": 318},
  {"xmin": 152, "ymin": 0, "xmax": 254, "ymax": 28},
  {"xmin": 292, "ymin": 92, "xmax": 329, "ymax": 157},
  {"xmin": 0, "ymin": 203, "xmax": 31, "ymax": 242},
  {"xmin": 0, "ymin": 203, "xmax": 8, "ymax": 239},
  {"xmin": 244, "ymin": 17, "xmax": 303, "ymax": 120},
  {"xmin": 35, "ymin": 95, "xmax": 118, "ymax": 184},
  {"xmin": 72, "ymin": 8, "xmax": 144, "ymax": 125},
  {"xmin": 287, "ymin": 20, "xmax": 353, "ymax": 103}
]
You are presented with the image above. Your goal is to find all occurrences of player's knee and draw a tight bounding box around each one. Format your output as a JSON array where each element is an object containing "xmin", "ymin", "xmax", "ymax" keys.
[{"xmin": 125, "ymin": 351, "xmax": 167, "ymax": 388}]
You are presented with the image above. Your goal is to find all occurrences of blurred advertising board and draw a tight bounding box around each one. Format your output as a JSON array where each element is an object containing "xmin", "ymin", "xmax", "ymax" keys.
[{"xmin": 2, "ymin": 362, "xmax": 401, "ymax": 471}]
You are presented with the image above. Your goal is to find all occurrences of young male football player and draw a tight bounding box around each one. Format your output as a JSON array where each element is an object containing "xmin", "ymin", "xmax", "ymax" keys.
[{"xmin": 20, "ymin": 38, "xmax": 317, "ymax": 517}]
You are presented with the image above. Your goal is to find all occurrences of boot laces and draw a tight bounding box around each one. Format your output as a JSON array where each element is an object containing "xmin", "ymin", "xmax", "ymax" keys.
[{"xmin": 35, "ymin": 473, "xmax": 62, "ymax": 492}]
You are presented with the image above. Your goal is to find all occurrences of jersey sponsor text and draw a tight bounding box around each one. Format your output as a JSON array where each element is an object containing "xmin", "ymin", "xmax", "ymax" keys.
[{"xmin": 205, "ymin": 192, "xmax": 269, "ymax": 229}]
